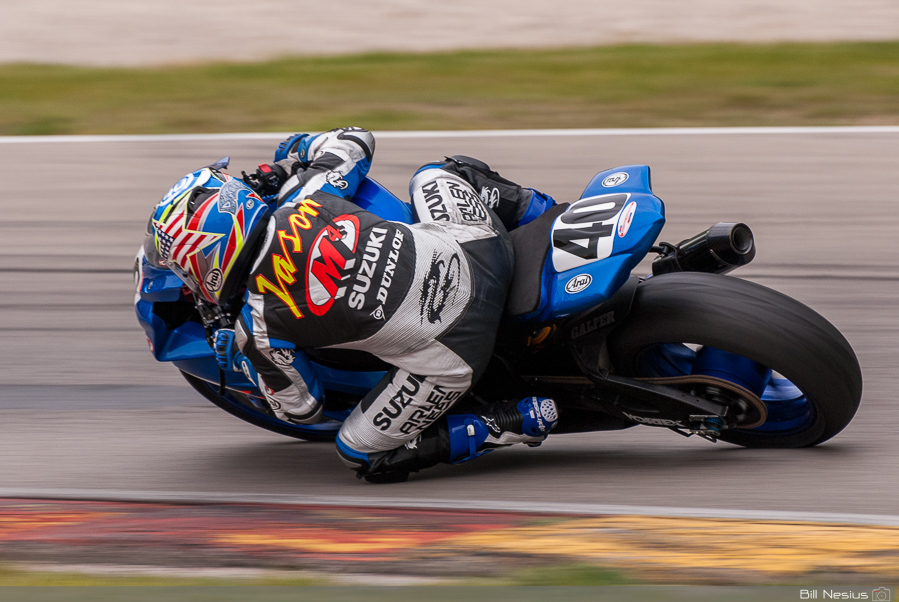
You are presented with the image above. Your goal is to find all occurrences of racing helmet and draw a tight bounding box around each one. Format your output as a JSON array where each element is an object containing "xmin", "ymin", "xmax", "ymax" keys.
[{"xmin": 150, "ymin": 166, "xmax": 270, "ymax": 304}]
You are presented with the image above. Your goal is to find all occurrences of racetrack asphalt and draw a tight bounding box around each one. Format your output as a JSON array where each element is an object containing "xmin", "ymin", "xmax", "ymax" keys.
[{"xmin": 0, "ymin": 129, "xmax": 897, "ymax": 579}]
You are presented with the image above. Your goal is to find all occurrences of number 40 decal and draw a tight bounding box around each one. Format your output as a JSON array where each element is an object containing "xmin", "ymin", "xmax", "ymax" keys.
[{"xmin": 551, "ymin": 193, "xmax": 630, "ymax": 272}]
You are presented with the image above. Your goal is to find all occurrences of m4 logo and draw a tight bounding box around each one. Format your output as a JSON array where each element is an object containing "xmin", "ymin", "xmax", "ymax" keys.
[{"xmin": 305, "ymin": 215, "xmax": 360, "ymax": 316}]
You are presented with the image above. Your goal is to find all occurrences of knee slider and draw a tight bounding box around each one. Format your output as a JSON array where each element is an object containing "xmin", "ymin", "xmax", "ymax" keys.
[
  {"xmin": 336, "ymin": 429, "xmax": 450, "ymax": 479},
  {"xmin": 335, "ymin": 434, "xmax": 372, "ymax": 472}
]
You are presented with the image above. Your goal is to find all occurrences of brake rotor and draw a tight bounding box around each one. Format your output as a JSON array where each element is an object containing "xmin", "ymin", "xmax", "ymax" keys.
[{"xmin": 638, "ymin": 374, "xmax": 768, "ymax": 429}]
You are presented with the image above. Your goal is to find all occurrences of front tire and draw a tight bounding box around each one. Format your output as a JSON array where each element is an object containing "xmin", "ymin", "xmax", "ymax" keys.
[{"xmin": 606, "ymin": 272, "xmax": 862, "ymax": 447}]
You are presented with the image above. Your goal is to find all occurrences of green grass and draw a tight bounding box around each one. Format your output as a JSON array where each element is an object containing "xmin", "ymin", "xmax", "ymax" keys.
[
  {"xmin": 1, "ymin": 42, "xmax": 898, "ymax": 135},
  {"xmin": 0, "ymin": 563, "xmax": 634, "ymax": 587},
  {"xmin": 502, "ymin": 563, "xmax": 635, "ymax": 586}
]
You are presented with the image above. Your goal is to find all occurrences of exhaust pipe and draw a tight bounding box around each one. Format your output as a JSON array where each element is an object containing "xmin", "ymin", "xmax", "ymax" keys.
[{"xmin": 652, "ymin": 222, "xmax": 756, "ymax": 276}]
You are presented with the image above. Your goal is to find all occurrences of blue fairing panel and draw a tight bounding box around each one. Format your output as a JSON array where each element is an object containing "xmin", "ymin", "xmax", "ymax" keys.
[
  {"xmin": 139, "ymin": 263, "xmax": 185, "ymax": 302},
  {"xmin": 135, "ymin": 250, "xmax": 217, "ymax": 363},
  {"xmin": 173, "ymin": 356, "xmax": 258, "ymax": 391},
  {"xmin": 352, "ymin": 178, "xmax": 414, "ymax": 223},
  {"xmin": 310, "ymin": 362, "xmax": 387, "ymax": 396},
  {"xmin": 580, "ymin": 164, "xmax": 655, "ymax": 199},
  {"xmin": 136, "ymin": 298, "xmax": 214, "ymax": 363},
  {"xmin": 523, "ymin": 165, "xmax": 665, "ymax": 322}
]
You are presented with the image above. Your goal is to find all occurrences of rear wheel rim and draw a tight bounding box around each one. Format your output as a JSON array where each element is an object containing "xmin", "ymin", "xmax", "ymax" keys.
[{"xmin": 637, "ymin": 343, "xmax": 817, "ymax": 436}]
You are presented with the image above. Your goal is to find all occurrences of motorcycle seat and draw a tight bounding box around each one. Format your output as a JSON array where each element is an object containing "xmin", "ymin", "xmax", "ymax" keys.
[{"xmin": 506, "ymin": 204, "xmax": 567, "ymax": 317}]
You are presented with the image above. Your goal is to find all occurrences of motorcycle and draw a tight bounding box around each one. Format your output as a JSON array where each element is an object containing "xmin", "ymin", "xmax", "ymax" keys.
[{"xmin": 134, "ymin": 164, "xmax": 862, "ymax": 449}]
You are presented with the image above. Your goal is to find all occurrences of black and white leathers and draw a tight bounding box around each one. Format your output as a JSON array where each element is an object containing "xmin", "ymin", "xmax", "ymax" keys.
[{"xmin": 234, "ymin": 128, "xmax": 515, "ymax": 459}]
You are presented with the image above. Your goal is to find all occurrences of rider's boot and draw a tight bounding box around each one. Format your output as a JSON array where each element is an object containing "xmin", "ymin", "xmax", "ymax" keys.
[
  {"xmin": 422, "ymin": 155, "xmax": 558, "ymax": 230},
  {"xmin": 446, "ymin": 397, "xmax": 560, "ymax": 462},
  {"xmin": 337, "ymin": 397, "xmax": 559, "ymax": 483}
]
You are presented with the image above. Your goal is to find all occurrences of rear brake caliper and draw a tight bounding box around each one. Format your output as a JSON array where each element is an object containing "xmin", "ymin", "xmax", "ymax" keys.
[{"xmin": 687, "ymin": 415, "xmax": 726, "ymax": 442}]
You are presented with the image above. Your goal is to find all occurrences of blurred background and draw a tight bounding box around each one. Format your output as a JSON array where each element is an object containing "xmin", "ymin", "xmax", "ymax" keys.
[
  {"xmin": 0, "ymin": 0, "xmax": 897, "ymax": 589},
  {"xmin": 4, "ymin": 0, "xmax": 899, "ymax": 66},
  {"xmin": 1, "ymin": 0, "xmax": 898, "ymax": 134}
]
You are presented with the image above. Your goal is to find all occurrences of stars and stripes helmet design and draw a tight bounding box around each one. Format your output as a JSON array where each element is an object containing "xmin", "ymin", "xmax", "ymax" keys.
[{"xmin": 151, "ymin": 167, "xmax": 270, "ymax": 304}]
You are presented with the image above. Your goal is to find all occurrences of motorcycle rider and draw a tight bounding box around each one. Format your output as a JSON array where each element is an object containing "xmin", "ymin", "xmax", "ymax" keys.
[{"xmin": 149, "ymin": 126, "xmax": 560, "ymax": 482}]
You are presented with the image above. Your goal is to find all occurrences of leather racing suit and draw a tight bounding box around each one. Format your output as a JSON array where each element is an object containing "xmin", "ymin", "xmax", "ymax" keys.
[{"xmin": 233, "ymin": 127, "xmax": 553, "ymax": 475}]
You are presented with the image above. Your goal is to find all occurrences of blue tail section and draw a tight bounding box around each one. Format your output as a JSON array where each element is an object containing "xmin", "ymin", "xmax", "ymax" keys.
[{"xmin": 511, "ymin": 165, "xmax": 665, "ymax": 322}]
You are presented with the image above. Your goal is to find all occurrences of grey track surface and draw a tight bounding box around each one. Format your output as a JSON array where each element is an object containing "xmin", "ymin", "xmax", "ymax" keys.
[{"xmin": 0, "ymin": 130, "xmax": 897, "ymax": 516}]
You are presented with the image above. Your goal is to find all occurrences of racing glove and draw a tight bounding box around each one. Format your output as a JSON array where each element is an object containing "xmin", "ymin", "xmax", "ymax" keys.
[
  {"xmin": 274, "ymin": 133, "xmax": 312, "ymax": 173},
  {"xmin": 214, "ymin": 328, "xmax": 260, "ymax": 386},
  {"xmin": 214, "ymin": 328, "xmax": 239, "ymax": 372}
]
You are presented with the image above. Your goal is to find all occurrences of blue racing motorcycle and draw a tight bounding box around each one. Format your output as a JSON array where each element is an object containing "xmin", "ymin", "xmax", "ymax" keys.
[{"xmin": 135, "ymin": 165, "xmax": 862, "ymax": 449}]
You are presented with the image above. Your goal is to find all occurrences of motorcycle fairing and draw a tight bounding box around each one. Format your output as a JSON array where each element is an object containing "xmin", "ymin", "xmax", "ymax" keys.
[
  {"xmin": 138, "ymin": 262, "xmax": 187, "ymax": 303},
  {"xmin": 135, "ymin": 295, "xmax": 211, "ymax": 363},
  {"xmin": 512, "ymin": 165, "xmax": 665, "ymax": 323},
  {"xmin": 349, "ymin": 177, "xmax": 414, "ymax": 224}
]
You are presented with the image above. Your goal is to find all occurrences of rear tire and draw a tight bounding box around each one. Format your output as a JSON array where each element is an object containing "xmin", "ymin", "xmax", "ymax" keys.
[{"xmin": 607, "ymin": 272, "xmax": 862, "ymax": 447}]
